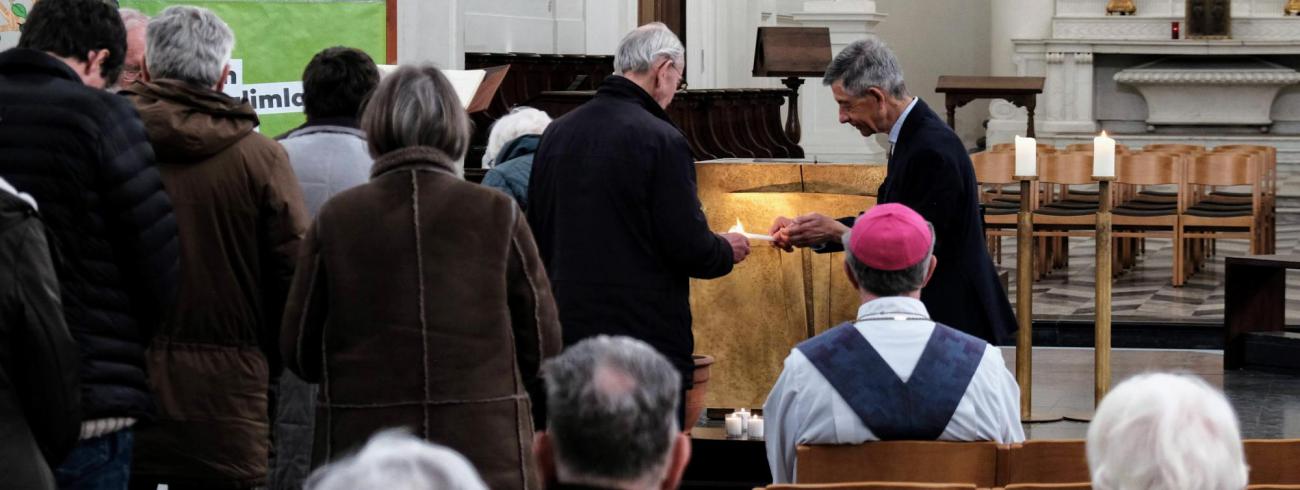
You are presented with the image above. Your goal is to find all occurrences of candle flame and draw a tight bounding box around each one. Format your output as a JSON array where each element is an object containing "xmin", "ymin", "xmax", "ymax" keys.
[
  {"xmin": 728, "ymin": 218, "xmax": 744, "ymax": 234},
  {"xmin": 1100, "ymin": 130, "xmax": 1109, "ymax": 138}
]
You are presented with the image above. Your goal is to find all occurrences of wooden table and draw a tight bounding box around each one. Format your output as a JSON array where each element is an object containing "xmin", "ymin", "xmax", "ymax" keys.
[
  {"xmin": 1224, "ymin": 254, "xmax": 1300, "ymax": 369},
  {"xmin": 935, "ymin": 76, "xmax": 1045, "ymax": 138}
]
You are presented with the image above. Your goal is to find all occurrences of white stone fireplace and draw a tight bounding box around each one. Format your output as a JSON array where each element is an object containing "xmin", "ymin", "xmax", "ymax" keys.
[{"xmin": 988, "ymin": 0, "xmax": 1300, "ymax": 163}]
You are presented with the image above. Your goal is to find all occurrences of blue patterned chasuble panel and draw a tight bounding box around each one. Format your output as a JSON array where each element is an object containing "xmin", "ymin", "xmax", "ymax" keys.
[{"xmin": 796, "ymin": 321, "xmax": 986, "ymax": 440}]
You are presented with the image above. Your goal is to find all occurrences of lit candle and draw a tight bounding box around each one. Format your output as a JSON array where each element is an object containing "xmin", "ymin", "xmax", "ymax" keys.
[
  {"xmin": 1015, "ymin": 135, "xmax": 1037, "ymax": 177},
  {"xmin": 735, "ymin": 408, "xmax": 751, "ymax": 431},
  {"xmin": 748, "ymin": 415, "xmax": 765, "ymax": 439},
  {"xmin": 1093, "ymin": 131, "xmax": 1115, "ymax": 178},
  {"xmin": 725, "ymin": 413, "xmax": 743, "ymax": 438}
]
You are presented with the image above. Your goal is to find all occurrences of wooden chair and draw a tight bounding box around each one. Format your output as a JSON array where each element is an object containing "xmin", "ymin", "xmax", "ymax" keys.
[
  {"xmin": 1003, "ymin": 484, "xmax": 1092, "ymax": 490},
  {"xmin": 1249, "ymin": 486, "xmax": 1300, "ymax": 490},
  {"xmin": 1245, "ymin": 439, "xmax": 1300, "ymax": 485},
  {"xmin": 795, "ymin": 442, "xmax": 999, "ymax": 488},
  {"xmin": 1180, "ymin": 153, "xmax": 1265, "ymax": 262},
  {"xmin": 1031, "ymin": 154, "xmax": 1099, "ymax": 275},
  {"xmin": 760, "ymin": 483, "xmax": 977, "ymax": 490},
  {"xmin": 972, "ymin": 151, "xmax": 1025, "ymax": 264},
  {"xmin": 996, "ymin": 440, "xmax": 1090, "ymax": 487},
  {"xmin": 1112, "ymin": 153, "xmax": 1186, "ymax": 286},
  {"xmin": 1212, "ymin": 145, "xmax": 1277, "ymax": 254},
  {"xmin": 990, "ymin": 142, "xmax": 1055, "ymax": 153},
  {"xmin": 1064, "ymin": 142, "xmax": 1129, "ymax": 154}
]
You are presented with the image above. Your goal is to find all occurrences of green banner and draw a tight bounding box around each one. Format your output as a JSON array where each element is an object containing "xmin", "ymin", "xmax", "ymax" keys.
[{"xmin": 121, "ymin": 0, "xmax": 386, "ymax": 137}]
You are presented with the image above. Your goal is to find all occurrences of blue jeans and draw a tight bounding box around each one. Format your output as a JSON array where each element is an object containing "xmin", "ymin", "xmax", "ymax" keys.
[{"xmin": 56, "ymin": 430, "xmax": 134, "ymax": 490}]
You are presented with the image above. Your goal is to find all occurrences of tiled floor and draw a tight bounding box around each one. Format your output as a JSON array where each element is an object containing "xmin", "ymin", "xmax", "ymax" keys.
[
  {"xmin": 999, "ymin": 347, "xmax": 1300, "ymax": 439},
  {"xmin": 997, "ymin": 196, "xmax": 1300, "ymax": 324}
]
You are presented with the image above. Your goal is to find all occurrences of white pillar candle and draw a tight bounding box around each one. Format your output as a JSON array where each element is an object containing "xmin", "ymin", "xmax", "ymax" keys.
[
  {"xmin": 748, "ymin": 416, "xmax": 765, "ymax": 439},
  {"xmin": 1015, "ymin": 135, "xmax": 1037, "ymax": 177},
  {"xmin": 1093, "ymin": 131, "xmax": 1116, "ymax": 178},
  {"xmin": 724, "ymin": 413, "xmax": 743, "ymax": 437},
  {"xmin": 735, "ymin": 408, "xmax": 751, "ymax": 431}
]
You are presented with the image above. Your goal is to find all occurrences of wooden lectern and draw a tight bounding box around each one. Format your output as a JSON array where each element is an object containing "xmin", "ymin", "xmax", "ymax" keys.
[{"xmin": 753, "ymin": 27, "xmax": 832, "ymax": 144}]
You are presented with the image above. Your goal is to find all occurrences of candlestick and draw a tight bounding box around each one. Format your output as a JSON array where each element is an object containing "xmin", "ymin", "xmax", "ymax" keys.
[
  {"xmin": 1015, "ymin": 136, "xmax": 1037, "ymax": 177},
  {"xmin": 1093, "ymin": 132, "xmax": 1116, "ymax": 178},
  {"xmin": 724, "ymin": 413, "xmax": 743, "ymax": 438},
  {"xmin": 749, "ymin": 415, "xmax": 765, "ymax": 439}
]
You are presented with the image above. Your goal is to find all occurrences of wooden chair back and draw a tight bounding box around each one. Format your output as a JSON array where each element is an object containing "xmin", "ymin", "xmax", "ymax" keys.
[
  {"xmin": 990, "ymin": 142, "xmax": 1055, "ymax": 152},
  {"xmin": 1245, "ymin": 439, "xmax": 1300, "ymax": 485},
  {"xmin": 1003, "ymin": 484, "xmax": 1092, "ymax": 490},
  {"xmin": 972, "ymin": 151, "xmax": 1018, "ymax": 184},
  {"xmin": 996, "ymin": 440, "xmax": 1090, "ymax": 486},
  {"xmin": 761, "ymin": 483, "xmax": 978, "ymax": 490},
  {"xmin": 1039, "ymin": 154, "xmax": 1096, "ymax": 186},
  {"xmin": 1117, "ymin": 153, "xmax": 1180, "ymax": 186},
  {"xmin": 1143, "ymin": 143, "xmax": 1204, "ymax": 155},
  {"xmin": 1187, "ymin": 153, "xmax": 1255, "ymax": 187},
  {"xmin": 796, "ymin": 442, "xmax": 999, "ymax": 488},
  {"xmin": 1064, "ymin": 143, "xmax": 1128, "ymax": 154}
]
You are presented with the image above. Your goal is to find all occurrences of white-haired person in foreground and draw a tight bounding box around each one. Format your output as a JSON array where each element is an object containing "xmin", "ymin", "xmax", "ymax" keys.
[
  {"xmin": 481, "ymin": 107, "xmax": 552, "ymax": 210},
  {"xmin": 306, "ymin": 430, "xmax": 487, "ymax": 490},
  {"xmin": 1087, "ymin": 373, "xmax": 1249, "ymax": 490},
  {"xmin": 534, "ymin": 335, "xmax": 692, "ymax": 490}
]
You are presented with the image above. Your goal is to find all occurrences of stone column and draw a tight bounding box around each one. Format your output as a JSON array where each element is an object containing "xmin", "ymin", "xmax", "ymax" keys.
[
  {"xmin": 397, "ymin": 0, "xmax": 463, "ymax": 68},
  {"xmin": 986, "ymin": 0, "xmax": 1054, "ymax": 144},
  {"xmin": 792, "ymin": 0, "xmax": 889, "ymax": 163}
]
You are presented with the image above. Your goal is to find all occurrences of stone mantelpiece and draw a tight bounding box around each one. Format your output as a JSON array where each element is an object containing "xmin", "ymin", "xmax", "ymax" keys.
[{"xmin": 1114, "ymin": 58, "xmax": 1300, "ymax": 128}]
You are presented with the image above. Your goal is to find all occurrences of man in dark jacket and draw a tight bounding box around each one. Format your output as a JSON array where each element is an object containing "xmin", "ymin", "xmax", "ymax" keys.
[
  {"xmin": 770, "ymin": 37, "xmax": 1016, "ymax": 345},
  {"xmin": 0, "ymin": 1, "xmax": 180, "ymax": 487},
  {"xmin": 123, "ymin": 6, "xmax": 309, "ymax": 489},
  {"xmin": 528, "ymin": 23, "xmax": 751, "ymax": 423},
  {"xmin": 0, "ymin": 178, "xmax": 82, "ymax": 490}
]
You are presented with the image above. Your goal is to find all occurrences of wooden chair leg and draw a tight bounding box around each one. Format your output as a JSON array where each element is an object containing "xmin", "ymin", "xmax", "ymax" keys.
[{"xmin": 1173, "ymin": 233, "xmax": 1184, "ymax": 287}]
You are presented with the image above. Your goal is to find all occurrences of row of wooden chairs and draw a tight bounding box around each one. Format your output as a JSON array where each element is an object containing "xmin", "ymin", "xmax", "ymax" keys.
[
  {"xmin": 766, "ymin": 439, "xmax": 1300, "ymax": 490},
  {"xmin": 974, "ymin": 143, "xmax": 1276, "ymax": 287},
  {"xmin": 761, "ymin": 483, "xmax": 1300, "ymax": 490}
]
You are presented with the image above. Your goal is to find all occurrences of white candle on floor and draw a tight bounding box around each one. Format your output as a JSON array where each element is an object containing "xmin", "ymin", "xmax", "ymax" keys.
[
  {"xmin": 749, "ymin": 415, "xmax": 765, "ymax": 439},
  {"xmin": 1094, "ymin": 131, "xmax": 1116, "ymax": 178},
  {"xmin": 725, "ymin": 413, "xmax": 743, "ymax": 437},
  {"xmin": 736, "ymin": 408, "xmax": 751, "ymax": 431},
  {"xmin": 1015, "ymin": 135, "xmax": 1037, "ymax": 177}
]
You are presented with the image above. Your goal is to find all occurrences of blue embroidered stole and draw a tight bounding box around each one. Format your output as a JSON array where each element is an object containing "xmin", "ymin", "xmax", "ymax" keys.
[{"xmin": 795, "ymin": 320, "xmax": 986, "ymax": 440}]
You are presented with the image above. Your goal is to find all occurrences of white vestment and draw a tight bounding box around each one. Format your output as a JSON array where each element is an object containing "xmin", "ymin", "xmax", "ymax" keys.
[{"xmin": 763, "ymin": 296, "xmax": 1025, "ymax": 483}]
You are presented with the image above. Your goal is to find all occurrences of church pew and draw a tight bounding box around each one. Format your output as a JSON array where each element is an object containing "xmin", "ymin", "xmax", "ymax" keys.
[
  {"xmin": 1246, "ymin": 440, "xmax": 1300, "ymax": 485},
  {"xmin": 760, "ymin": 483, "xmax": 977, "ymax": 490},
  {"xmin": 995, "ymin": 440, "xmax": 1089, "ymax": 487},
  {"xmin": 795, "ymin": 442, "xmax": 1000, "ymax": 488}
]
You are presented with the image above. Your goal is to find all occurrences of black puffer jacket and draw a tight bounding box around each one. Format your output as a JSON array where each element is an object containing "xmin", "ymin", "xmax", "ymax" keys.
[
  {"xmin": 0, "ymin": 48, "xmax": 180, "ymax": 421},
  {"xmin": 0, "ymin": 181, "xmax": 81, "ymax": 490}
]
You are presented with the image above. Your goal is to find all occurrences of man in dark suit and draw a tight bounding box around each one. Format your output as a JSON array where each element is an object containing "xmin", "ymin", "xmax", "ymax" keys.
[{"xmin": 769, "ymin": 37, "xmax": 1015, "ymax": 344}]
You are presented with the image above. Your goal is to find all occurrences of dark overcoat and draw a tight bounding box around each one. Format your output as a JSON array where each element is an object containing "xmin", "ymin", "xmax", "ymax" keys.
[
  {"xmin": 528, "ymin": 76, "xmax": 735, "ymax": 383},
  {"xmin": 831, "ymin": 99, "xmax": 1016, "ymax": 344}
]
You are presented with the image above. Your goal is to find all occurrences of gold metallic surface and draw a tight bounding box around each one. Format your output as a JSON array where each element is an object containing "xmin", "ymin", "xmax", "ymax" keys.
[
  {"xmin": 690, "ymin": 162, "xmax": 884, "ymax": 408},
  {"xmin": 1287, "ymin": 0, "xmax": 1300, "ymax": 15},
  {"xmin": 1106, "ymin": 0, "xmax": 1137, "ymax": 15}
]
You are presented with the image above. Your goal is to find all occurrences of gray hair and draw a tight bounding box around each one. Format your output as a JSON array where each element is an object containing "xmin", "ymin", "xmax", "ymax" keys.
[
  {"xmin": 613, "ymin": 22, "xmax": 684, "ymax": 74},
  {"xmin": 145, "ymin": 6, "xmax": 234, "ymax": 87},
  {"xmin": 361, "ymin": 65, "xmax": 471, "ymax": 173},
  {"xmin": 823, "ymin": 37, "xmax": 908, "ymax": 99},
  {"xmin": 119, "ymin": 8, "xmax": 149, "ymax": 32},
  {"xmin": 305, "ymin": 430, "xmax": 488, "ymax": 490},
  {"xmin": 483, "ymin": 107, "xmax": 551, "ymax": 168},
  {"xmin": 843, "ymin": 222, "xmax": 935, "ymax": 297},
  {"xmin": 1087, "ymin": 373, "xmax": 1248, "ymax": 490},
  {"xmin": 542, "ymin": 335, "xmax": 681, "ymax": 489}
]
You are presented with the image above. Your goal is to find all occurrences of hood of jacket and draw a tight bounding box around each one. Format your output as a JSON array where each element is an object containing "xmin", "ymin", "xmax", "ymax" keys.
[
  {"xmin": 126, "ymin": 79, "xmax": 260, "ymax": 162},
  {"xmin": 496, "ymin": 134, "xmax": 541, "ymax": 165}
]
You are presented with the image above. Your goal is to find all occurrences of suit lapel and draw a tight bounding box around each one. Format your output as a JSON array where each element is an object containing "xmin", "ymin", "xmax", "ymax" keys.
[{"xmin": 878, "ymin": 98, "xmax": 929, "ymax": 203}]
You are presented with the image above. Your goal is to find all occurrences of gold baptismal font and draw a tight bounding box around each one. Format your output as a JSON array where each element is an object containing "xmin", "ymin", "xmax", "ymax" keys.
[{"xmin": 1106, "ymin": 0, "xmax": 1137, "ymax": 15}]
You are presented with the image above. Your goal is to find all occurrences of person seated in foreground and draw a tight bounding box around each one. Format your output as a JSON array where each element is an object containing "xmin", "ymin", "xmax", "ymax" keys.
[
  {"xmin": 305, "ymin": 430, "xmax": 487, "ymax": 490},
  {"xmin": 1088, "ymin": 373, "xmax": 1248, "ymax": 490},
  {"xmin": 764, "ymin": 203, "xmax": 1025, "ymax": 483},
  {"xmin": 534, "ymin": 335, "xmax": 692, "ymax": 490}
]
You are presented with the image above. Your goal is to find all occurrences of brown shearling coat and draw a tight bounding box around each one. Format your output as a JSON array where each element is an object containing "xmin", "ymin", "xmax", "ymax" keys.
[
  {"xmin": 281, "ymin": 146, "xmax": 562, "ymax": 490},
  {"xmin": 125, "ymin": 79, "xmax": 309, "ymax": 488}
]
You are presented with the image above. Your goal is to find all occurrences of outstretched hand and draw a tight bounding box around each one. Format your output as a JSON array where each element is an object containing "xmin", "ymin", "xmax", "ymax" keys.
[
  {"xmin": 720, "ymin": 233, "xmax": 751, "ymax": 264},
  {"xmin": 769, "ymin": 216, "xmax": 796, "ymax": 252},
  {"xmin": 785, "ymin": 213, "xmax": 849, "ymax": 248}
]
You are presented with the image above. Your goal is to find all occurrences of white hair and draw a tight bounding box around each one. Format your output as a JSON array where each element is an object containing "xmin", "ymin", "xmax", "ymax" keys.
[
  {"xmin": 145, "ymin": 6, "xmax": 234, "ymax": 87},
  {"xmin": 823, "ymin": 36, "xmax": 908, "ymax": 99},
  {"xmin": 1087, "ymin": 373, "xmax": 1248, "ymax": 490},
  {"xmin": 305, "ymin": 430, "xmax": 488, "ymax": 490},
  {"xmin": 483, "ymin": 107, "xmax": 552, "ymax": 168},
  {"xmin": 119, "ymin": 8, "xmax": 150, "ymax": 32},
  {"xmin": 613, "ymin": 22, "xmax": 684, "ymax": 75}
]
